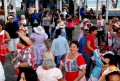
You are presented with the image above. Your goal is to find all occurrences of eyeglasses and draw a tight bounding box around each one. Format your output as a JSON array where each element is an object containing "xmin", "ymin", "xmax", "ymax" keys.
[{"xmin": 102, "ymin": 60, "xmax": 108, "ymax": 65}]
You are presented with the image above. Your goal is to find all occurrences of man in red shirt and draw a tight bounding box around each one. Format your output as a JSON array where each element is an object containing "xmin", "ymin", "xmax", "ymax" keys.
[{"xmin": 84, "ymin": 26, "xmax": 97, "ymax": 78}]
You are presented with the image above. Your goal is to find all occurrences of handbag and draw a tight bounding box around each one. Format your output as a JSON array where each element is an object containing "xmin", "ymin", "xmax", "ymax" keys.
[
  {"xmin": 50, "ymin": 22, "xmax": 55, "ymax": 28},
  {"xmin": 33, "ymin": 19, "xmax": 38, "ymax": 24}
]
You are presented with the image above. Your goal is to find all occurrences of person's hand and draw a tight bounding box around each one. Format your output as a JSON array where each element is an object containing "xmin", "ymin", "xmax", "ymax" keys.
[
  {"xmin": 18, "ymin": 21, "xmax": 22, "ymax": 25},
  {"xmin": 11, "ymin": 58, "xmax": 16, "ymax": 64},
  {"xmin": 1, "ymin": 40, "xmax": 5, "ymax": 44},
  {"xmin": 14, "ymin": 65, "xmax": 19, "ymax": 69},
  {"xmin": 17, "ymin": 31, "xmax": 25, "ymax": 36},
  {"xmin": 74, "ymin": 79, "xmax": 79, "ymax": 81},
  {"xmin": 17, "ymin": 32, "xmax": 20, "ymax": 35}
]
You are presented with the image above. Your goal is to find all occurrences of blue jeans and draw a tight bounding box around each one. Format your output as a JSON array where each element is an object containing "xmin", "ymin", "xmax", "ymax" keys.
[
  {"xmin": 55, "ymin": 55, "xmax": 65, "ymax": 68},
  {"xmin": 84, "ymin": 52, "xmax": 93, "ymax": 78}
]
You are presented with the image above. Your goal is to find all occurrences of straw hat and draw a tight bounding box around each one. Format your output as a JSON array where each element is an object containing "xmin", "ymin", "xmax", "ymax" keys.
[
  {"xmin": 83, "ymin": 18, "xmax": 89, "ymax": 22},
  {"xmin": 56, "ymin": 21, "xmax": 65, "ymax": 29},
  {"xmin": 33, "ymin": 26, "xmax": 45, "ymax": 34},
  {"xmin": 59, "ymin": 21, "xmax": 65, "ymax": 28},
  {"xmin": 86, "ymin": 22, "xmax": 93, "ymax": 26},
  {"xmin": 113, "ymin": 22, "xmax": 120, "ymax": 28},
  {"xmin": 99, "ymin": 66, "xmax": 119, "ymax": 81}
]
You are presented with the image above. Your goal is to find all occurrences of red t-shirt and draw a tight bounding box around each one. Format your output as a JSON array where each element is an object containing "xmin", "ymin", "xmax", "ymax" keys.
[{"xmin": 84, "ymin": 34, "xmax": 97, "ymax": 54}]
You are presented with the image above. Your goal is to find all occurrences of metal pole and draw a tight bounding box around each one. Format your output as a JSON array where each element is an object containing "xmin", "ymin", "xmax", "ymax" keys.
[
  {"xmin": 60, "ymin": 0, "xmax": 62, "ymax": 12},
  {"xmin": 79, "ymin": 0, "xmax": 82, "ymax": 20},
  {"xmin": 96, "ymin": 0, "xmax": 99, "ymax": 19},
  {"xmin": 57, "ymin": 0, "xmax": 59, "ymax": 10},
  {"xmin": 57, "ymin": 0, "xmax": 62, "ymax": 12},
  {"xmin": 4, "ymin": 0, "xmax": 8, "ymax": 23},
  {"xmin": 106, "ymin": 0, "xmax": 109, "ymax": 23},
  {"xmin": 12, "ymin": 0, "xmax": 16, "ymax": 12},
  {"xmin": 35, "ymin": 0, "xmax": 39, "ymax": 13},
  {"xmin": 74, "ymin": 0, "xmax": 77, "ymax": 16}
]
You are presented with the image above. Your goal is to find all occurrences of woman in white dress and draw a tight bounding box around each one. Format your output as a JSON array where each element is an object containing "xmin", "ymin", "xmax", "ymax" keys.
[{"xmin": 0, "ymin": 62, "xmax": 5, "ymax": 81}]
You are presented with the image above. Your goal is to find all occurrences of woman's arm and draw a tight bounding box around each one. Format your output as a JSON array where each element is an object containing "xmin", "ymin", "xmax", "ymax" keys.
[
  {"xmin": 74, "ymin": 68, "xmax": 86, "ymax": 81},
  {"xmin": 17, "ymin": 32, "xmax": 32, "ymax": 45},
  {"xmin": 14, "ymin": 62, "xmax": 30, "ymax": 69},
  {"xmin": 104, "ymin": 20, "xmax": 106, "ymax": 28},
  {"xmin": 42, "ymin": 19, "xmax": 44, "ymax": 27},
  {"xmin": 58, "ymin": 78, "xmax": 64, "ymax": 81},
  {"xmin": 44, "ymin": 39, "xmax": 50, "ymax": 50},
  {"xmin": 59, "ymin": 64, "xmax": 63, "ymax": 70},
  {"xmin": 87, "ymin": 41, "xmax": 94, "ymax": 52},
  {"xmin": 5, "ymin": 31, "xmax": 11, "ymax": 42},
  {"xmin": 11, "ymin": 56, "xmax": 18, "ymax": 64},
  {"xmin": 19, "ymin": 62, "xmax": 30, "ymax": 67}
]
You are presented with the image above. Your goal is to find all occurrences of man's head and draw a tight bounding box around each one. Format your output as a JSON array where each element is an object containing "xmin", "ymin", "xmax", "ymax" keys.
[
  {"xmin": 99, "ymin": 41, "xmax": 107, "ymax": 50},
  {"xmin": 102, "ymin": 54, "xmax": 117, "ymax": 70},
  {"xmin": 8, "ymin": 16, "xmax": 13, "ymax": 23},
  {"xmin": 12, "ymin": 12, "xmax": 16, "ymax": 18}
]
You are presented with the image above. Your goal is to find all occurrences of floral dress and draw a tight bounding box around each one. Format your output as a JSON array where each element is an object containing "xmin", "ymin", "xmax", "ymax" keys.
[
  {"xmin": 61, "ymin": 53, "xmax": 86, "ymax": 81},
  {"xmin": 0, "ymin": 30, "xmax": 9, "ymax": 56}
]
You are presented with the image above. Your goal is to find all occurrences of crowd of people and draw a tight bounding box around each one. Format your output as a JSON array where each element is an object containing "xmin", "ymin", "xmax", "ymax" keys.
[{"xmin": 0, "ymin": 4, "xmax": 120, "ymax": 81}]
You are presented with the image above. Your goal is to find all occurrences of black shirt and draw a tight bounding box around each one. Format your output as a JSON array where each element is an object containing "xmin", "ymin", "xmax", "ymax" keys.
[{"xmin": 5, "ymin": 22, "xmax": 19, "ymax": 38}]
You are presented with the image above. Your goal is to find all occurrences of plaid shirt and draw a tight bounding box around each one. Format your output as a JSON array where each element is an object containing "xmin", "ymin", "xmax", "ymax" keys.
[{"xmin": 17, "ymin": 46, "xmax": 33, "ymax": 66}]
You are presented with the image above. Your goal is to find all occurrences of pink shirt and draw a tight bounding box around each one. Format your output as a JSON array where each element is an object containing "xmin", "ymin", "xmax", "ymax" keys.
[{"xmin": 66, "ymin": 20, "xmax": 74, "ymax": 28}]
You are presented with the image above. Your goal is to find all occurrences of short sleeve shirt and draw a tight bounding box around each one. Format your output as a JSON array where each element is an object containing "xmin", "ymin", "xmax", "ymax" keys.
[
  {"xmin": 84, "ymin": 34, "xmax": 97, "ymax": 54},
  {"xmin": 97, "ymin": 19, "xmax": 105, "ymax": 31},
  {"xmin": 43, "ymin": 17, "xmax": 50, "ymax": 26}
]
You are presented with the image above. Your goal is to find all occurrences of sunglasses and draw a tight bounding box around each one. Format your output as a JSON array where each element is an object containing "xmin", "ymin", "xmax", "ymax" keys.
[{"xmin": 102, "ymin": 60, "xmax": 108, "ymax": 65}]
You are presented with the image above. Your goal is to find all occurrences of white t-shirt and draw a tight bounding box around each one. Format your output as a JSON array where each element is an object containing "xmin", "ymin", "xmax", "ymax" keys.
[
  {"xmin": 97, "ymin": 19, "xmax": 105, "ymax": 31},
  {"xmin": 36, "ymin": 66, "xmax": 62, "ymax": 81},
  {"xmin": 9, "ymin": 9, "xmax": 16, "ymax": 13},
  {"xmin": 62, "ymin": 11, "xmax": 67, "ymax": 19},
  {"xmin": 97, "ymin": 19, "xmax": 105, "ymax": 26},
  {"xmin": 29, "ymin": 7, "xmax": 35, "ymax": 15}
]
